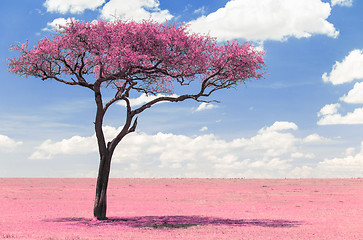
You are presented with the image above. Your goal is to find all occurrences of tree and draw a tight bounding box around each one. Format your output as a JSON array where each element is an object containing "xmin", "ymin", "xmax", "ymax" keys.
[{"xmin": 8, "ymin": 19, "xmax": 265, "ymax": 220}]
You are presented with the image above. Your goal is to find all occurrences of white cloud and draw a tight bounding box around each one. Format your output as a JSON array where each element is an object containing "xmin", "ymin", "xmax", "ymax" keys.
[
  {"xmin": 233, "ymin": 121, "xmax": 298, "ymax": 158},
  {"xmin": 100, "ymin": 0, "xmax": 173, "ymax": 22},
  {"xmin": 303, "ymin": 133, "xmax": 330, "ymax": 143},
  {"xmin": 345, "ymin": 147, "xmax": 355, "ymax": 156},
  {"xmin": 317, "ymin": 103, "xmax": 340, "ymax": 117},
  {"xmin": 331, "ymin": 0, "xmax": 353, "ymax": 7},
  {"xmin": 261, "ymin": 121, "xmax": 298, "ymax": 132},
  {"xmin": 43, "ymin": 0, "xmax": 105, "ymax": 14},
  {"xmin": 43, "ymin": 0, "xmax": 173, "ymax": 22},
  {"xmin": 0, "ymin": 134, "xmax": 23, "ymax": 152},
  {"xmin": 322, "ymin": 49, "xmax": 363, "ymax": 85},
  {"xmin": 319, "ymin": 49, "xmax": 363, "ymax": 125},
  {"xmin": 291, "ymin": 152, "xmax": 315, "ymax": 159},
  {"xmin": 312, "ymin": 142, "xmax": 363, "ymax": 178},
  {"xmin": 199, "ymin": 126, "xmax": 208, "ymax": 132},
  {"xmin": 195, "ymin": 102, "xmax": 217, "ymax": 112},
  {"xmin": 30, "ymin": 122, "xmax": 333, "ymax": 177},
  {"xmin": 317, "ymin": 105, "xmax": 363, "ymax": 125},
  {"xmin": 194, "ymin": 6, "xmax": 206, "ymax": 15},
  {"xmin": 188, "ymin": 0, "xmax": 339, "ymax": 41},
  {"xmin": 42, "ymin": 17, "xmax": 75, "ymax": 32},
  {"xmin": 340, "ymin": 82, "xmax": 363, "ymax": 104},
  {"xmin": 117, "ymin": 93, "xmax": 179, "ymax": 107},
  {"xmin": 29, "ymin": 126, "xmax": 120, "ymax": 159},
  {"xmin": 33, "ymin": 122, "xmax": 355, "ymax": 178},
  {"xmin": 29, "ymin": 136, "xmax": 97, "ymax": 159}
]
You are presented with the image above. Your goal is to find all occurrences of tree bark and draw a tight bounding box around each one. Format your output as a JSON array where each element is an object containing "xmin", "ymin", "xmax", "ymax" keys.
[
  {"xmin": 91, "ymin": 81, "xmax": 136, "ymax": 220},
  {"xmin": 93, "ymin": 80, "xmax": 111, "ymax": 220},
  {"xmin": 93, "ymin": 150, "xmax": 112, "ymax": 220}
]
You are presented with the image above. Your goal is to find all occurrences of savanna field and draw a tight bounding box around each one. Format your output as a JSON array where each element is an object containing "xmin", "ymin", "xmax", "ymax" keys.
[{"xmin": 0, "ymin": 178, "xmax": 362, "ymax": 240}]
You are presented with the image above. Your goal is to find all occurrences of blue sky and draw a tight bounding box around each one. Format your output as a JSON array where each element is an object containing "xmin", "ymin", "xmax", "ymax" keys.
[{"xmin": 1, "ymin": 0, "xmax": 363, "ymax": 178}]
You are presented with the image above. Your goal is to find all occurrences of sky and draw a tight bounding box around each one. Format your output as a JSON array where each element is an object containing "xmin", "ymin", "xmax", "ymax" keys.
[{"xmin": 1, "ymin": 0, "xmax": 363, "ymax": 178}]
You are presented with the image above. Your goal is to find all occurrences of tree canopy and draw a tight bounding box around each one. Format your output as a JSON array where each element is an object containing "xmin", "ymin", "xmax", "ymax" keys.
[{"xmin": 8, "ymin": 19, "xmax": 265, "ymax": 101}]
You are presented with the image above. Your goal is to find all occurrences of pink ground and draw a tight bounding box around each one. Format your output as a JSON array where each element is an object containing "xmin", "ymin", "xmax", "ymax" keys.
[{"xmin": 0, "ymin": 178, "xmax": 362, "ymax": 240}]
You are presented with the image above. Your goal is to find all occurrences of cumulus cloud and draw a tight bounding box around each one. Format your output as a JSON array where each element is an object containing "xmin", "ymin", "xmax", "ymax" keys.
[
  {"xmin": 317, "ymin": 105, "xmax": 363, "ymax": 125},
  {"xmin": 345, "ymin": 147, "xmax": 355, "ymax": 156},
  {"xmin": 311, "ymin": 142, "xmax": 363, "ymax": 178},
  {"xmin": 117, "ymin": 93, "xmax": 179, "ymax": 107},
  {"xmin": 188, "ymin": 0, "xmax": 339, "ymax": 41},
  {"xmin": 29, "ymin": 126, "xmax": 119, "ymax": 159},
  {"xmin": 303, "ymin": 133, "xmax": 331, "ymax": 143},
  {"xmin": 317, "ymin": 103, "xmax": 340, "ymax": 117},
  {"xmin": 290, "ymin": 141, "xmax": 363, "ymax": 177},
  {"xmin": 319, "ymin": 49, "xmax": 363, "ymax": 125},
  {"xmin": 42, "ymin": 17, "xmax": 75, "ymax": 32},
  {"xmin": 30, "ymin": 122, "xmax": 335, "ymax": 178},
  {"xmin": 43, "ymin": 0, "xmax": 105, "ymax": 14},
  {"xmin": 43, "ymin": 0, "xmax": 172, "ymax": 22},
  {"xmin": 232, "ymin": 121, "xmax": 299, "ymax": 158},
  {"xmin": 261, "ymin": 121, "xmax": 298, "ymax": 132},
  {"xmin": 195, "ymin": 102, "xmax": 217, "ymax": 112},
  {"xmin": 29, "ymin": 136, "xmax": 96, "ymax": 159},
  {"xmin": 322, "ymin": 49, "xmax": 363, "ymax": 85},
  {"xmin": 199, "ymin": 126, "xmax": 208, "ymax": 132},
  {"xmin": 331, "ymin": 0, "xmax": 353, "ymax": 7},
  {"xmin": 0, "ymin": 134, "xmax": 23, "ymax": 152},
  {"xmin": 100, "ymin": 0, "xmax": 173, "ymax": 22},
  {"xmin": 290, "ymin": 152, "xmax": 315, "ymax": 159},
  {"xmin": 340, "ymin": 82, "xmax": 363, "ymax": 104}
]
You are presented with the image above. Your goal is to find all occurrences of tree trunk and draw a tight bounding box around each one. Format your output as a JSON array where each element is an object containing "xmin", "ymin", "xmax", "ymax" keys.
[
  {"xmin": 93, "ymin": 151, "xmax": 112, "ymax": 220},
  {"xmin": 92, "ymin": 81, "xmax": 132, "ymax": 220}
]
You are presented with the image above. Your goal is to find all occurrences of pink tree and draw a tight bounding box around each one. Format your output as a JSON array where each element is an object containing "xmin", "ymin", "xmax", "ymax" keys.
[{"xmin": 8, "ymin": 19, "xmax": 265, "ymax": 220}]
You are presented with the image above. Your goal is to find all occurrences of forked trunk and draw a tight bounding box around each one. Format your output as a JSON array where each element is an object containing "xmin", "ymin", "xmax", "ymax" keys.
[
  {"xmin": 92, "ymin": 81, "xmax": 134, "ymax": 220},
  {"xmin": 93, "ymin": 151, "xmax": 112, "ymax": 220}
]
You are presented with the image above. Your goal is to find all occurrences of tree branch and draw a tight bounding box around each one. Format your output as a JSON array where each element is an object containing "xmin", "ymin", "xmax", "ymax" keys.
[
  {"xmin": 128, "ymin": 117, "xmax": 138, "ymax": 133},
  {"xmin": 132, "ymin": 94, "xmax": 198, "ymax": 115},
  {"xmin": 130, "ymin": 70, "xmax": 226, "ymax": 116},
  {"xmin": 103, "ymin": 80, "xmax": 137, "ymax": 114},
  {"xmin": 107, "ymin": 98, "xmax": 135, "ymax": 154},
  {"xmin": 94, "ymin": 81, "xmax": 107, "ymax": 155},
  {"xmin": 55, "ymin": 55, "xmax": 94, "ymax": 89}
]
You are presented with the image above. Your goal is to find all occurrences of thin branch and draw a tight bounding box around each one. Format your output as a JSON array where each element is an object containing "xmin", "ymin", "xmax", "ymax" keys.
[
  {"xmin": 128, "ymin": 117, "xmax": 138, "ymax": 133},
  {"xmin": 132, "ymin": 94, "xmax": 198, "ymax": 115},
  {"xmin": 176, "ymin": 76, "xmax": 193, "ymax": 86},
  {"xmin": 200, "ymin": 70, "xmax": 221, "ymax": 91},
  {"xmin": 132, "ymin": 86, "xmax": 149, "ymax": 95},
  {"xmin": 78, "ymin": 52, "xmax": 86, "ymax": 77},
  {"xmin": 51, "ymin": 55, "xmax": 94, "ymax": 89},
  {"xmin": 130, "ymin": 69, "xmax": 227, "ymax": 116},
  {"xmin": 103, "ymin": 96, "xmax": 121, "ymax": 114},
  {"xmin": 107, "ymin": 97, "xmax": 134, "ymax": 154},
  {"xmin": 41, "ymin": 73, "xmax": 78, "ymax": 86},
  {"xmin": 134, "ymin": 60, "xmax": 162, "ymax": 71}
]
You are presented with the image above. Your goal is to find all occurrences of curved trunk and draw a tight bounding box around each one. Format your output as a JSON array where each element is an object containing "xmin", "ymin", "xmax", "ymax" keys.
[
  {"xmin": 92, "ymin": 80, "xmax": 133, "ymax": 220},
  {"xmin": 93, "ymin": 80, "xmax": 111, "ymax": 220},
  {"xmin": 93, "ymin": 150, "xmax": 112, "ymax": 220}
]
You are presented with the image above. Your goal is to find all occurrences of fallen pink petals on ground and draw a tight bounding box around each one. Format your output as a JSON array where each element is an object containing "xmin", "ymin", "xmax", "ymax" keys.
[{"xmin": 0, "ymin": 178, "xmax": 362, "ymax": 239}]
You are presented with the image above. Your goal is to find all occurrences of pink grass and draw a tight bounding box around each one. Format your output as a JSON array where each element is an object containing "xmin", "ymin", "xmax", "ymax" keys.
[{"xmin": 0, "ymin": 178, "xmax": 362, "ymax": 239}]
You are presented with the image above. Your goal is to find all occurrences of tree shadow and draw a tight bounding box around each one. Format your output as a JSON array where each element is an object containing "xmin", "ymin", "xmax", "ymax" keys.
[{"xmin": 45, "ymin": 215, "xmax": 303, "ymax": 229}]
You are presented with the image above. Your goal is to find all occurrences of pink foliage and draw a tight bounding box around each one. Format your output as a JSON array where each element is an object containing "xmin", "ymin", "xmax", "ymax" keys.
[{"xmin": 8, "ymin": 19, "xmax": 265, "ymax": 94}]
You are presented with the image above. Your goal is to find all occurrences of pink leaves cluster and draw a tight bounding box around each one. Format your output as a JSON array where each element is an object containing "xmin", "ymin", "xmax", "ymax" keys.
[{"xmin": 8, "ymin": 19, "xmax": 265, "ymax": 95}]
